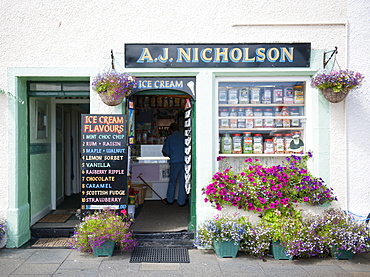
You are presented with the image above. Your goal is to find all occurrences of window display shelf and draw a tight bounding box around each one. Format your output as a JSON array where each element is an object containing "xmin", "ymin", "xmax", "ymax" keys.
[
  {"xmin": 219, "ymin": 127, "xmax": 304, "ymax": 131},
  {"xmin": 219, "ymin": 116, "xmax": 306, "ymax": 119},
  {"xmin": 219, "ymin": 104, "xmax": 304, "ymax": 107},
  {"xmin": 217, "ymin": 79, "xmax": 306, "ymax": 156},
  {"xmin": 219, "ymin": 153, "xmax": 303, "ymax": 157}
]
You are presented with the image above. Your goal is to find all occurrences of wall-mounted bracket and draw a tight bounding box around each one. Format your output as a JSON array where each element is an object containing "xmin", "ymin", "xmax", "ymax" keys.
[{"xmin": 323, "ymin": 46, "xmax": 338, "ymax": 69}]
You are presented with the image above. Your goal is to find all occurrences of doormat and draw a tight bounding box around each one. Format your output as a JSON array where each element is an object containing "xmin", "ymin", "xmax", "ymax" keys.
[
  {"xmin": 38, "ymin": 214, "xmax": 72, "ymax": 223},
  {"xmin": 31, "ymin": 238, "xmax": 73, "ymax": 248},
  {"xmin": 130, "ymin": 247, "xmax": 190, "ymax": 263}
]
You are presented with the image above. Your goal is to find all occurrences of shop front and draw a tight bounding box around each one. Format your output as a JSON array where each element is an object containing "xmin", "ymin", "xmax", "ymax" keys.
[
  {"xmin": 124, "ymin": 42, "xmax": 329, "ymax": 227},
  {"xmin": 5, "ymin": 42, "xmax": 331, "ymax": 248}
]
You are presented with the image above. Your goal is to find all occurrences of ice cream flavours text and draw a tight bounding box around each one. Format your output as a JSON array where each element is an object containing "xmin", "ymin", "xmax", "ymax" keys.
[
  {"xmin": 83, "ymin": 116, "xmax": 125, "ymax": 134},
  {"xmin": 82, "ymin": 190, "xmax": 125, "ymax": 196},
  {"xmin": 137, "ymin": 47, "xmax": 294, "ymax": 64},
  {"xmin": 81, "ymin": 155, "xmax": 126, "ymax": 161},
  {"xmin": 84, "ymin": 115, "xmax": 124, "ymax": 125},
  {"xmin": 81, "ymin": 162, "xmax": 111, "ymax": 168},
  {"xmin": 82, "ymin": 169, "xmax": 125, "ymax": 175},
  {"xmin": 83, "ymin": 124, "xmax": 124, "ymax": 134},
  {"xmin": 82, "ymin": 183, "xmax": 112, "ymax": 188},
  {"xmin": 82, "ymin": 140, "xmax": 122, "ymax": 146},
  {"xmin": 82, "ymin": 197, "xmax": 123, "ymax": 203}
]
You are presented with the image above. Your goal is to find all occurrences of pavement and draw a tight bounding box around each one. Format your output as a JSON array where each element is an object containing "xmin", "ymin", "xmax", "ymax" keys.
[{"xmin": 0, "ymin": 247, "xmax": 370, "ymax": 277}]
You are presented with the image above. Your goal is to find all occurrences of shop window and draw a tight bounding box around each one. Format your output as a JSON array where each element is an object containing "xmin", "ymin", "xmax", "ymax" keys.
[
  {"xmin": 28, "ymin": 81, "xmax": 90, "ymax": 97},
  {"xmin": 217, "ymin": 78, "xmax": 306, "ymax": 157}
]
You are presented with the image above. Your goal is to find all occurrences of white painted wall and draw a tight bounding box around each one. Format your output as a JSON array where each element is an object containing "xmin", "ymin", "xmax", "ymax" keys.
[
  {"xmin": 346, "ymin": 0, "xmax": 370, "ymax": 217},
  {"xmin": 1, "ymin": 0, "xmax": 369, "ymax": 235}
]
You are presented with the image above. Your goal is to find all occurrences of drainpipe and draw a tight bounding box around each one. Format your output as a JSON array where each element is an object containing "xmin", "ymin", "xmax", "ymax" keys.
[{"xmin": 344, "ymin": 20, "xmax": 349, "ymax": 212}]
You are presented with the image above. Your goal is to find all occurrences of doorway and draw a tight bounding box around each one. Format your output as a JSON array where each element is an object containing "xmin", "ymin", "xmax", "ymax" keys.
[
  {"xmin": 28, "ymin": 93, "xmax": 89, "ymax": 227},
  {"xmin": 128, "ymin": 91, "xmax": 195, "ymax": 232}
]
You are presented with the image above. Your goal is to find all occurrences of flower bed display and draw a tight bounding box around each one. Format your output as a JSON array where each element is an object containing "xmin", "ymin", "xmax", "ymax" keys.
[{"xmin": 197, "ymin": 153, "xmax": 370, "ymax": 260}]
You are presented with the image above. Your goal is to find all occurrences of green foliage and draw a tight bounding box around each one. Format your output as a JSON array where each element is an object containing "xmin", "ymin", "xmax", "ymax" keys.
[
  {"xmin": 91, "ymin": 71, "xmax": 137, "ymax": 98},
  {"xmin": 259, "ymin": 208, "xmax": 303, "ymax": 243},
  {"xmin": 311, "ymin": 69, "xmax": 364, "ymax": 93},
  {"xmin": 71, "ymin": 209, "xmax": 137, "ymax": 253},
  {"xmin": 195, "ymin": 213, "xmax": 250, "ymax": 248}
]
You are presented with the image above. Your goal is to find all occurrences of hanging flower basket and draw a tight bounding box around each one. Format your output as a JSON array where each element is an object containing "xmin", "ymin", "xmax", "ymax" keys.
[
  {"xmin": 92, "ymin": 70, "xmax": 138, "ymax": 106},
  {"xmin": 311, "ymin": 69, "xmax": 364, "ymax": 103},
  {"xmin": 98, "ymin": 92, "xmax": 126, "ymax": 106},
  {"xmin": 320, "ymin": 87, "xmax": 350, "ymax": 103}
]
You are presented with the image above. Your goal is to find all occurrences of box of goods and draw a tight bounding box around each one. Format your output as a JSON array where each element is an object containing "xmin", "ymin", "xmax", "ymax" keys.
[{"xmin": 131, "ymin": 184, "xmax": 147, "ymax": 205}]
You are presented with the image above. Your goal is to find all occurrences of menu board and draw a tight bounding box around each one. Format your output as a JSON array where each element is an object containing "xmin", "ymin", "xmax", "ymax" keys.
[{"xmin": 80, "ymin": 114, "xmax": 128, "ymax": 212}]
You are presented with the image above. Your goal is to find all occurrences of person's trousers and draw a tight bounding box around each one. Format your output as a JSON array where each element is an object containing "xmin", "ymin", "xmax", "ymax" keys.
[{"xmin": 166, "ymin": 162, "xmax": 186, "ymax": 205}]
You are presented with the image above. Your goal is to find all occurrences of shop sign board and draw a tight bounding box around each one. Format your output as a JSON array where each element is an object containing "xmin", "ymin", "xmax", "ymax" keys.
[
  {"xmin": 80, "ymin": 114, "xmax": 128, "ymax": 212},
  {"xmin": 125, "ymin": 43, "xmax": 310, "ymax": 68},
  {"xmin": 135, "ymin": 77, "xmax": 196, "ymax": 99}
]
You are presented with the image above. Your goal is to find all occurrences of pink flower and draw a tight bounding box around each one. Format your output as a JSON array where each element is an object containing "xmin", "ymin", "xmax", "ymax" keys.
[{"xmin": 258, "ymin": 197, "xmax": 266, "ymax": 204}]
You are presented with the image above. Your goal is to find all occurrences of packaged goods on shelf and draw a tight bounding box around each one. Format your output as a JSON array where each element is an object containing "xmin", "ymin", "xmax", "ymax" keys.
[
  {"xmin": 228, "ymin": 88, "xmax": 239, "ymax": 104},
  {"xmin": 253, "ymin": 134, "xmax": 263, "ymax": 154},
  {"xmin": 264, "ymin": 139, "xmax": 274, "ymax": 154},
  {"xmin": 232, "ymin": 134, "xmax": 242, "ymax": 154},
  {"xmin": 283, "ymin": 87, "xmax": 294, "ymax": 104},
  {"xmin": 251, "ymin": 88, "xmax": 261, "ymax": 104},
  {"xmin": 273, "ymin": 88, "xmax": 283, "ymax": 103},
  {"xmin": 239, "ymin": 87, "xmax": 249, "ymax": 104},
  {"xmin": 262, "ymin": 88, "xmax": 272, "ymax": 104},
  {"xmin": 242, "ymin": 132, "xmax": 253, "ymax": 154}
]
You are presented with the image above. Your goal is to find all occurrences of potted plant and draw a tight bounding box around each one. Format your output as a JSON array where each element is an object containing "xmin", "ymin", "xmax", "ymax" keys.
[
  {"xmin": 311, "ymin": 69, "xmax": 364, "ymax": 103},
  {"xmin": 277, "ymin": 213, "xmax": 330, "ymax": 259},
  {"xmin": 70, "ymin": 209, "xmax": 137, "ymax": 257},
  {"xmin": 315, "ymin": 208, "xmax": 370, "ymax": 259},
  {"xmin": 277, "ymin": 208, "xmax": 370, "ymax": 260},
  {"xmin": 92, "ymin": 70, "xmax": 138, "ymax": 106},
  {"xmin": 0, "ymin": 218, "xmax": 6, "ymax": 248},
  {"xmin": 194, "ymin": 213, "xmax": 250, "ymax": 258},
  {"xmin": 239, "ymin": 223, "xmax": 271, "ymax": 258},
  {"xmin": 202, "ymin": 152, "xmax": 337, "ymax": 214},
  {"xmin": 258, "ymin": 208, "xmax": 306, "ymax": 260}
]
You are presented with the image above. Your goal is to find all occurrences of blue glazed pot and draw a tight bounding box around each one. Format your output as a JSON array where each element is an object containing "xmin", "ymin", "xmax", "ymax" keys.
[
  {"xmin": 270, "ymin": 240, "xmax": 293, "ymax": 260},
  {"xmin": 331, "ymin": 246, "xmax": 354, "ymax": 260},
  {"xmin": 93, "ymin": 240, "xmax": 115, "ymax": 257},
  {"xmin": 213, "ymin": 240, "xmax": 239, "ymax": 258}
]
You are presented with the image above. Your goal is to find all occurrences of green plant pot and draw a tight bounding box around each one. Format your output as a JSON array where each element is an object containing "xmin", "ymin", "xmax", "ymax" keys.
[
  {"xmin": 319, "ymin": 202, "xmax": 330, "ymax": 207},
  {"xmin": 331, "ymin": 246, "xmax": 354, "ymax": 260},
  {"xmin": 93, "ymin": 240, "xmax": 115, "ymax": 257},
  {"xmin": 213, "ymin": 240, "xmax": 239, "ymax": 258},
  {"xmin": 270, "ymin": 241, "xmax": 292, "ymax": 260}
]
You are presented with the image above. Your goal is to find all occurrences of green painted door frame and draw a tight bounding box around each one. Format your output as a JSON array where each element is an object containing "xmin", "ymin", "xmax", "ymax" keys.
[{"xmin": 130, "ymin": 90, "xmax": 196, "ymax": 231}]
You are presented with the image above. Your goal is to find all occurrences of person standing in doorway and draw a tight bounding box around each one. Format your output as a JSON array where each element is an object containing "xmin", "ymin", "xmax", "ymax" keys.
[{"xmin": 162, "ymin": 123, "xmax": 186, "ymax": 207}]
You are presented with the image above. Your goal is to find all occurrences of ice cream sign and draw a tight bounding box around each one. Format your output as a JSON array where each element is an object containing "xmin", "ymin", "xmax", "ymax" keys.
[
  {"xmin": 134, "ymin": 77, "xmax": 196, "ymax": 99},
  {"xmin": 125, "ymin": 43, "xmax": 310, "ymax": 68}
]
